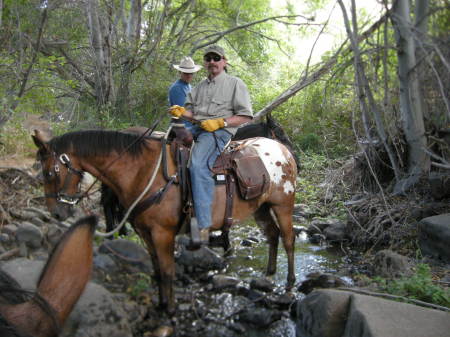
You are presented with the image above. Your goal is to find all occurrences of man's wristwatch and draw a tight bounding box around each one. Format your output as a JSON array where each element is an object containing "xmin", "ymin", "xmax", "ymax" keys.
[{"xmin": 223, "ymin": 119, "xmax": 228, "ymax": 127}]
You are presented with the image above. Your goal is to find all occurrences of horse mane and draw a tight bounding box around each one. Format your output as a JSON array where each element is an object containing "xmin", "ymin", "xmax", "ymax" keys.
[
  {"xmin": 233, "ymin": 114, "xmax": 300, "ymax": 170},
  {"xmin": 0, "ymin": 316, "xmax": 30, "ymax": 337},
  {"xmin": 47, "ymin": 130, "xmax": 147, "ymax": 158}
]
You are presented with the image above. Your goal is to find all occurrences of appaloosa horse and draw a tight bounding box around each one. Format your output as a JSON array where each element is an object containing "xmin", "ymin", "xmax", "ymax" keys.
[
  {"xmin": 0, "ymin": 215, "xmax": 96, "ymax": 337},
  {"xmin": 33, "ymin": 129, "xmax": 297, "ymax": 315},
  {"xmin": 102, "ymin": 114, "xmax": 300, "ymax": 236}
]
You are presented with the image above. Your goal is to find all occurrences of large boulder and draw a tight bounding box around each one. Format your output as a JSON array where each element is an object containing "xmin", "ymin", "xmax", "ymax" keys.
[
  {"xmin": 418, "ymin": 213, "xmax": 450, "ymax": 261},
  {"xmin": 372, "ymin": 249, "xmax": 412, "ymax": 278},
  {"xmin": 294, "ymin": 289, "xmax": 450, "ymax": 337},
  {"xmin": 294, "ymin": 289, "xmax": 349, "ymax": 337}
]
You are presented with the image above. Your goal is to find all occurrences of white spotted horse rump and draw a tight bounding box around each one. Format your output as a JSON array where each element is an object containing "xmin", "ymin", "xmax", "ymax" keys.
[{"xmin": 229, "ymin": 137, "xmax": 297, "ymax": 196}]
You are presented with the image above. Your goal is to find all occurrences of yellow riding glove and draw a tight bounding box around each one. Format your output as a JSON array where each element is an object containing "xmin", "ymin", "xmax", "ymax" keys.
[
  {"xmin": 168, "ymin": 105, "xmax": 186, "ymax": 118},
  {"xmin": 200, "ymin": 118, "xmax": 225, "ymax": 132}
]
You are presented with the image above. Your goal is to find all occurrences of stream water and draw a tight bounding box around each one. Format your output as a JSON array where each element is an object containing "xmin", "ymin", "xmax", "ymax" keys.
[{"xmin": 222, "ymin": 221, "xmax": 347, "ymax": 286}]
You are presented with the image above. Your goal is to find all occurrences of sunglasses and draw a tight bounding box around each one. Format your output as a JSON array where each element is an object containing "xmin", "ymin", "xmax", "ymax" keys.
[{"xmin": 204, "ymin": 55, "xmax": 222, "ymax": 62}]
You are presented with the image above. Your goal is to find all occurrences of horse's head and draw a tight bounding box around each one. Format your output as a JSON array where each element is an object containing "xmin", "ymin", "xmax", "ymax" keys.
[
  {"xmin": 0, "ymin": 215, "xmax": 97, "ymax": 337},
  {"xmin": 32, "ymin": 130, "xmax": 84, "ymax": 221}
]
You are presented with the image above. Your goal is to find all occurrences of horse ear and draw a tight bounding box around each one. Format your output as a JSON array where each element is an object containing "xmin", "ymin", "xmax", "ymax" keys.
[
  {"xmin": 37, "ymin": 215, "xmax": 97, "ymax": 325},
  {"xmin": 32, "ymin": 129, "xmax": 50, "ymax": 152}
]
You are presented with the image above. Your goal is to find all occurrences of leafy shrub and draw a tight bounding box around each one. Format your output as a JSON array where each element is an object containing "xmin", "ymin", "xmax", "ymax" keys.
[
  {"xmin": 376, "ymin": 264, "xmax": 450, "ymax": 307},
  {"xmin": 296, "ymin": 133, "xmax": 322, "ymax": 153}
]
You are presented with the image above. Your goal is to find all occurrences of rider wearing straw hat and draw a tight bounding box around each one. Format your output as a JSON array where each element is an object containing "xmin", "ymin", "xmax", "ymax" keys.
[{"xmin": 168, "ymin": 56, "xmax": 202, "ymax": 107}]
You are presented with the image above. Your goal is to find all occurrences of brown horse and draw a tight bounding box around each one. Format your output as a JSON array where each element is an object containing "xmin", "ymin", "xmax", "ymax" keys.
[
  {"xmin": 32, "ymin": 129, "xmax": 297, "ymax": 315},
  {"xmin": 0, "ymin": 215, "xmax": 97, "ymax": 337}
]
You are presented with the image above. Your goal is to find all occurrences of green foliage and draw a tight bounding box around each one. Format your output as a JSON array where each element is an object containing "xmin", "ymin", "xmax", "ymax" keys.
[
  {"xmin": 297, "ymin": 133, "xmax": 322, "ymax": 153},
  {"xmin": 375, "ymin": 264, "xmax": 450, "ymax": 307},
  {"xmin": 0, "ymin": 115, "xmax": 38, "ymax": 157},
  {"xmin": 295, "ymin": 153, "xmax": 348, "ymax": 219},
  {"xmin": 127, "ymin": 272, "xmax": 152, "ymax": 298}
]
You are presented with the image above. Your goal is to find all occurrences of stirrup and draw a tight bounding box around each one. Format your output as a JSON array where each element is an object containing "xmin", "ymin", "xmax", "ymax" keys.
[{"xmin": 189, "ymin": 217, "xmax": 201, "ymax": 248}]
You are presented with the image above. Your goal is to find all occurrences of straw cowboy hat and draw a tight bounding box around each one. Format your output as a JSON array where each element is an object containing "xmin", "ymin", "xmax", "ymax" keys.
[{"xmin": 173, "ymin": 56, "xmax": 202, "ymax": 73}]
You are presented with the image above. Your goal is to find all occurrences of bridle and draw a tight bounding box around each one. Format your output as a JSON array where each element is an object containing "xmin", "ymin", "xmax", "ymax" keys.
[{"xmin": 43, "ymin": 152, "xmax": 84, "ymax": 205}]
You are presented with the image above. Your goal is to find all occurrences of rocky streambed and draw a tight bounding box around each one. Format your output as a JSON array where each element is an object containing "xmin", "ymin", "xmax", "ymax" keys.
[
  {"xmin": 0, "ymin": 201, "xmax": 353, "ymax": 337},
  {"xmin": 1, "ymin": 167, "xmax": 449, "ymax": 337}
]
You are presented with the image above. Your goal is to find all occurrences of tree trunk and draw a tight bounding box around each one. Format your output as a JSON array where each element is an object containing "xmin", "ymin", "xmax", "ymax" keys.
[
  {"xmin": 87, "ymin": 0, "xmax": 113, "ymax": 106},
  {"xmin": 338, "ymin": 0, "xmax": 400, "ymax": 181},
  {"xmin": 391, "ymin": 0, "xmax": 429, "ymax": 194},
  {"xmin": 115, "ymin": 0, "xmax": 142, "ymax": 116}
]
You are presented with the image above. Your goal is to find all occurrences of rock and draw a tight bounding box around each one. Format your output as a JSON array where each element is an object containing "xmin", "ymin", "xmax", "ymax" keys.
[
  {"xmin": 323, "ymin": 221, "xmax": 347, "ymax": 242},
  {"xmin": 61, "ymin": 282, "xmax": 133, "ymax": 337},
  {"xmin": 28, "ymin": 216, "xmax": 45, "ymax": 228},
  {"xmin": 298, "ymin": 272, "xmax": 347, "ymax": 294},
  {"xmin": 46, "ymin": 224, "xmax": 65, "ymax": 246},
  {"xmin": 0, "ymin": 233, "xmax": 11, "ymax": 244},
  {"xmin": 294, "ymin": 289, "xmax": 450, "ymax": 337},
  {"xmin": 241, "ymin": 239, "xmax": 254, "ymax": 247},
  {"xmin": 418, "ymin": 213, "xmax": 450, "ymax": 261},
  {"xmin": 98, "ymin": 239, "xmax": 153, "ymax": 273},
  {"xmin": 372, "ymin": 249, "xmax": 412, "ymax": 278},
  {"xmin": 238, "ymin": 308, "xmax": 282, "ymax": 327},
  {"xmin": 250, "ymin": 277, "xmax": 275, "ymax": 292},
  {"xmin": 177, "ymin": 245, "xmax": 226, "ymax": 271},
  {"xmin": 293, "ymin": 289, "xmax": 358, "ymax": 337},
  {"xmin": 267, "ymin": 318, "xmax": 296, "ymax": 337},
  {"xmin": 306, "ymin": 219, "xmax": 330, "ymax": 235},
  {"xmin": 1, "ymin": 224, "xmax": 18, "ymax": 236},
  {"xmin": 1, "ymin": 258, "xmax": 44, "ymax": 289},
  {"xmin": 94, "ymin": 253, "xmax": 120, "ymax": 272},
  {"xmin": 15, "ymin": 222, "xmax": 43, "ymax": 249},
  {"xmin": 9, "ymin": 209, "xmax": 41, "ymax": 222},
  {"xmin": 309, "ymin": 233, "xmax": 325, "ymax": 244},
  {"xmin": 150, "ymin": 325, "xmax": 174, "ymax": 337},
  {"xmin": 267, "ymin": 293, "xmax": 295, "ymax": 309},
  {"xmin": 212, "ymin": 274, "xmax": 240, "ymax": 290},
  {"xmin": 23, "ymin": 207, "xmax": 51, "ymax": 221},
  {"xmin": 428, "ymin": 173, "xmax": 450, "ymax": 200},
  {"xmin": 343, "ymin": 290, "xmax": 450, "ymax": 337}
]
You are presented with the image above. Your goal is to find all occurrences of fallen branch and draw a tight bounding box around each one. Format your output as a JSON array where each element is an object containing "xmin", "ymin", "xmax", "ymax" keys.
[
  {"xmin": 255, "ymin": 11, "xmax": 389, "ymax": 119},
  {"xmin": 336, "ymin": 287, "xmax": 450, "ymax": 312}
]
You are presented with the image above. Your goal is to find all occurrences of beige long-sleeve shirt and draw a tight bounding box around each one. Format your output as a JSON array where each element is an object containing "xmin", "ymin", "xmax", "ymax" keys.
[{"xmin": 185, "ymin": 71, "xmax": 253, "ymax": 135}]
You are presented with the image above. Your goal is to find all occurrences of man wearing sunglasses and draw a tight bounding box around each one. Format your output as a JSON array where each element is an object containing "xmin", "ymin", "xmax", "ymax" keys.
[{"xmin": 169, "ymin": 44, "xmax": 253, "ymax": 245}]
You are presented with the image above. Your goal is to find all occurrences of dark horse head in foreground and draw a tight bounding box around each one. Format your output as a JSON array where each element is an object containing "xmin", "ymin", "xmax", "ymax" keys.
[
  {"xmin": 0, "ymin": 215, "xmax": 97, "ymax": 337},
  {"xmin": 33, "ymin": 128, "xmax": 297, "ymax": 315}
]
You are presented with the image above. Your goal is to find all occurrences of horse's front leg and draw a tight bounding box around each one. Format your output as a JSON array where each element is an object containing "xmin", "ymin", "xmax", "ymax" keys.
[
  {"xmin": 136, "ymin": 228, "xmax": 165, "ymax": 310},
  {"xmin": 152, "ymin": 227, "xmax": 176, "ymax": 315}
]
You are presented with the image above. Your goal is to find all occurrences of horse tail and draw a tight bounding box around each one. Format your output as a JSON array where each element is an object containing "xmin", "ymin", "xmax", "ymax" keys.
[{"xmin": 100, "ymin": 184, "xmax": 127, "ymax": 238}]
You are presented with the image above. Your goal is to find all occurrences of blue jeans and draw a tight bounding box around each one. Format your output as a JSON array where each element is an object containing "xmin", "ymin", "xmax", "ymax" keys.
[{"xmin": 187, "ymin": 123, "xmax": 232, "ymax": 230}]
